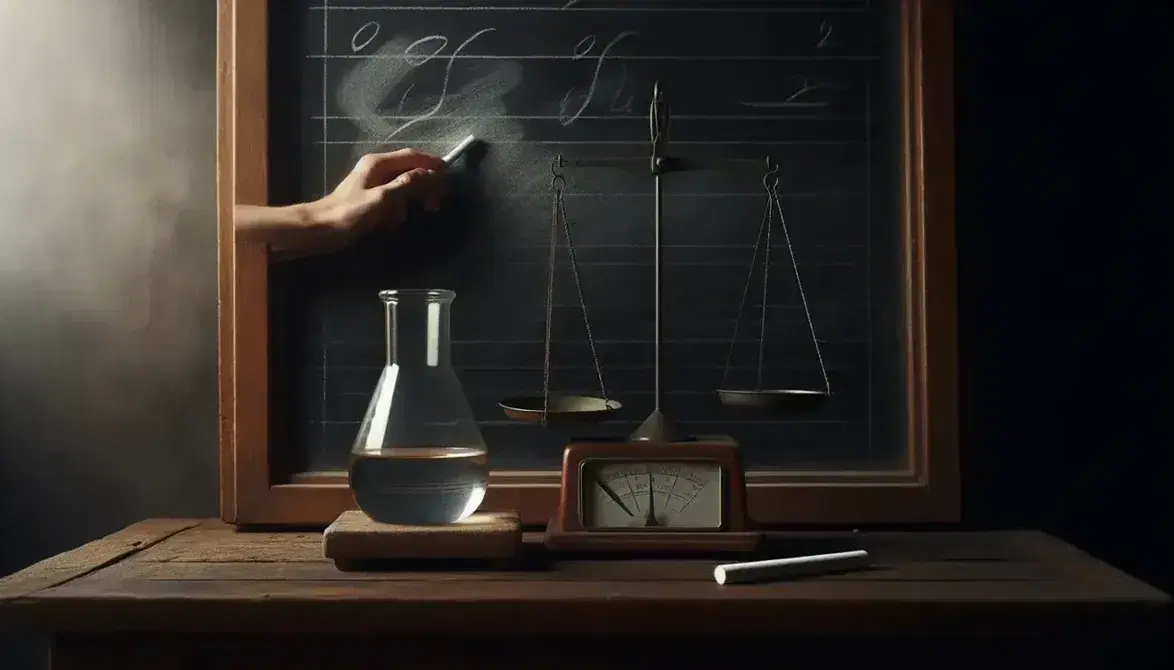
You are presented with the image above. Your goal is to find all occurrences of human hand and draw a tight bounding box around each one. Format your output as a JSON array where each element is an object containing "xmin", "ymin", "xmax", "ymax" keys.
[
  {"xmin": 310, "ymin": 148, "xmax": 449, "ymax": 242},
  {"xmin": 240, "ymin": 148, "xmax": 449, "ymax": 256}
]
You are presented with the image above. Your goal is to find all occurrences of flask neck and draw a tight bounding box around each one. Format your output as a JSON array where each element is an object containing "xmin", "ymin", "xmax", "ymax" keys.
[{"xmin": 385, "ymin": 298, "xmax": 453, "ymax": 369}]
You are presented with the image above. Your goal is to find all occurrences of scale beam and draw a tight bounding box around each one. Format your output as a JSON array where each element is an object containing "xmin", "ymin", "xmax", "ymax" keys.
[
  {"xmin": 552, "ymin": 82, "xmax": 776, "ymax": 444},
  {"xmin": 567, "ymin": 155, "xmax": 769, "ymax": 175}
]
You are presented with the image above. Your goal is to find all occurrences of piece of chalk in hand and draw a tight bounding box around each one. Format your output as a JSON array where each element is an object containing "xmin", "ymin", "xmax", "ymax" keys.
[
  {"xmin": 442, "ymin": 134, "xmax": 478, "ymax": 164},
  {"xmin": 713, "ymin": 549, "xmax": 870, "ymax": 585}
]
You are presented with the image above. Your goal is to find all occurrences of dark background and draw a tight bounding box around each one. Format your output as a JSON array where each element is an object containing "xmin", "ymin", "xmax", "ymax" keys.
[{"xmin": 1, "ymin": 1, "xmax": 1170, "ymax": 668}]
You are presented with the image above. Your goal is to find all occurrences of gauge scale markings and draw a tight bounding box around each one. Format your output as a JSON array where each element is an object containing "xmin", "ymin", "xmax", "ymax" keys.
[{"xmin": 581, "ymin": 460, "xmax": 724, "ymax": 530}]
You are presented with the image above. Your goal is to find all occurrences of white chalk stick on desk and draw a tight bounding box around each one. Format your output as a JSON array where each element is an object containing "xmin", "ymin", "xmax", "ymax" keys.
[
  {"xmin": 713, "ymin": 549, "xmax": 870, "ymax": 585},
  {"xmin": 442, "ymin": 134, "xmax": 477, "ymax": 164}
]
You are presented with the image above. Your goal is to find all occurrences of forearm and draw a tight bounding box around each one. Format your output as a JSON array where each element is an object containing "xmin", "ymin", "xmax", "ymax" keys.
[
  {"xmin": 234, "ymin": 203, "xmax": 318, "ymax": 242},
  {"xmin": 233, "ymin": 202, "xmax": 345, "ymax": 260}
]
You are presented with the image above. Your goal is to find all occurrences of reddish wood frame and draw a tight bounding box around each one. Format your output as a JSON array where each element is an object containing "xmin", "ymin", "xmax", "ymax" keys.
[{"xmin": 217, "ymin": 0, "xmax": 959, "ymax": 527}]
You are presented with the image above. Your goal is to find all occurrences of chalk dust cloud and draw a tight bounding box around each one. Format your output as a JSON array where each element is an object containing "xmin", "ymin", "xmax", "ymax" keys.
[
  {"xmin": 337, "ymin": 32, "xmax": 543, "ymax": 220},
  {"xmin": 0, "ymin": 0, "xmax": 218, "ymax": 547}
]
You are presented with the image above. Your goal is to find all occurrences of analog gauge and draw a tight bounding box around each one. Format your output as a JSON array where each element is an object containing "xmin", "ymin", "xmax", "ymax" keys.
[{"xmin": 580, "ymin": 460, "xmax": 723, "ymax": 530}]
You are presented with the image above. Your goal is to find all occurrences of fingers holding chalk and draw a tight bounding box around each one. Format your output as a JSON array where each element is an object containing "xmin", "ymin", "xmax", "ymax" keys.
[{"xmin": 443, "ymin": 134, "xmax": 478, "ymax": 165}]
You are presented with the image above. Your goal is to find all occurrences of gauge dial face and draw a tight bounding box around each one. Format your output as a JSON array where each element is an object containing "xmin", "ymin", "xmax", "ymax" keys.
[{"xmin": 580, "ymin": 460, "xmax": 723, "ymax": 530}]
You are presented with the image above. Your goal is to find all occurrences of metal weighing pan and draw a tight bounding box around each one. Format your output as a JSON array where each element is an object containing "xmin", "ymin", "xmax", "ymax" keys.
[
  {"xmin": 716, "ymin": 388, "xmax": 828, "ymax": 413},
  {"xmin": 499, "ymin": 394, "xmax": 622, "ymax": 424}
]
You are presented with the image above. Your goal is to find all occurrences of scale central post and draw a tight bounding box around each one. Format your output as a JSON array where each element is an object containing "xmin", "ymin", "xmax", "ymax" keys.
[
  {"xmin": 561, "ymin": 82, "xmax": 768, "ymax": 443},
  {"xmin": 630, "ymin": 82, "xmax": 683, "ymax": 444}
]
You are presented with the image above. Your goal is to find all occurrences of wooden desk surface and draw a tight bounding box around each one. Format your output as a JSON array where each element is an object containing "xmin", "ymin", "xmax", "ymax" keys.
[{"xmin": 0, "ymin": 519, "xmax": 1168, "ymax": 637}]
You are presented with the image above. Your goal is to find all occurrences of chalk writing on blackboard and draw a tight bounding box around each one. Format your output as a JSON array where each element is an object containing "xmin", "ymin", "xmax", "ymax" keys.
[
  {"xmin": 404, "ymin": 35, "xmax": 448, "ymax": 67},
  {"xmin": 337, "ymin": 33, "xmax": 523, "ymax": 159},
  {"xmin": 738, "ymin": 79, "xmax": 837, "ymax": 110},
  {"xmin": 559, "ymin": 31, "xmax": 638, "ymax": 126},
  {"xmin": 609, "ymin": 65, "xmax": 635, "ymax": 114},
  {"xmin": 351, "ymin": 21, "xmax": 380, "ymax": 53},
  {"xmin": 382, "ymin": 29, "xmax": 497, "ymax": 141},
  {"xmin": 817, "ymin": 20, "xmax": 835, "ymax": 48}
]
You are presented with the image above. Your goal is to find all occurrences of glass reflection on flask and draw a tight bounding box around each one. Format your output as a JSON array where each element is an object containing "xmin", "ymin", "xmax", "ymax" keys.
[{"xmin": 349, "ymin": 289, "xmax": 488, "ymax": 525}]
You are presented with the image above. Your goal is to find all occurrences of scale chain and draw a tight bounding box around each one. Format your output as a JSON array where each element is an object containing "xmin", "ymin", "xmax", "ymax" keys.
[
  {"xmin": 770, "ymin": 185, "xmax": 832, "ymax": 395},
  {"xmin": 720, "ymin": 171, "xmax": 831, "ymax": 395},
  {"xmin": 542, "ymin": 178, "xmax": 560, "ymax": 424},
  {"xmin": 556, "ymin": 187, "xmax": 609, "ymax": 403},
  {"xmin": 758, "ymin": 195, "xmax": 772, "ymax": 390},
  {"xmin": 720, "ymin": 189, "xmax": 772, "ymax": 389},
  {"xmin": 541, "ymin": 160, "xmax": 609, "ymax": 424}
]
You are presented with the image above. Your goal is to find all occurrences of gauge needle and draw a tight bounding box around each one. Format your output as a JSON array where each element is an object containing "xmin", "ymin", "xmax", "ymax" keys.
[
  {"xmin": 595, "ymin": 476, "xmax": 634, "ymax": 517},
  {"xmin": 644, "ymin": 472, "xmax": 658, "ymax": 527}
]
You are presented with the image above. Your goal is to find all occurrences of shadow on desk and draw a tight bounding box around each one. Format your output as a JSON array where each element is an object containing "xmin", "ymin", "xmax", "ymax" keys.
[{"xmin": 49, "ymin": 631, "xmax": 1172, "ymax": 670}]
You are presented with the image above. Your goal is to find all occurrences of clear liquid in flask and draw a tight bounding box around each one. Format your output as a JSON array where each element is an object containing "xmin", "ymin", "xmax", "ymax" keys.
[
  {"xmin": 348, "ymin": 289, "xmax": 489, "ymax": 526},
  {"xmin": 349, "ymin": 447, "xmax": 488, "ymax": 526}
]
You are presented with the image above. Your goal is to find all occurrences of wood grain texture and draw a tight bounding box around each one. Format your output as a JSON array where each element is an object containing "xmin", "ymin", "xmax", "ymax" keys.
[
  {"xmin": 323, "ymin": 511, "xmax": 522, "ymax": 564},
  {"xmin": 2, "ymin": 520, "xmax": 1167, "ymax": 637},
  {"xmin": 0, "ymin": 520, "xmax": 198, "ymax": 626}
]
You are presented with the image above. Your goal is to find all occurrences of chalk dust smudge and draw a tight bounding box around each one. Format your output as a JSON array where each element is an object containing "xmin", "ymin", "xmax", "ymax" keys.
[{"xmin": 336, "ymin": 33, "xmax": 567, "ymax": 235}]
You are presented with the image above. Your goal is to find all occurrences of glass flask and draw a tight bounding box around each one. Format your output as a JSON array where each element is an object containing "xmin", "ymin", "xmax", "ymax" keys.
[{"xmin": 349, "ymin": 289, "xmax": 488, "ymax": 525}]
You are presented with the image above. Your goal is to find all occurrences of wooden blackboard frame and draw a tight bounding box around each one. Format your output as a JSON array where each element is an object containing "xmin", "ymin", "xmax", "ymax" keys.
[{"xmin": 217, "ymin": 0, "xmax": 959, "ymax": 528}]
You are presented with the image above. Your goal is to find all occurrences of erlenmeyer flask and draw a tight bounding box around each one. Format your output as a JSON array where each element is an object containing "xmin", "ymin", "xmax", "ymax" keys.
[{"xmin": 349, "ymin": 289, "xmax": 488, "ymax": 525}]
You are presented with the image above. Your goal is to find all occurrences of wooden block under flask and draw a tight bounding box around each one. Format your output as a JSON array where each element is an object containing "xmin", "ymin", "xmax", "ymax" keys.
[{"xmin": 323, "ymin": 510, "xmax": 523, "ymax": 569}]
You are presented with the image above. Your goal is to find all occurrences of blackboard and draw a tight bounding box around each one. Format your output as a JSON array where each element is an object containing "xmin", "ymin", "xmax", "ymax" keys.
[{"xmin": 266, "ymin": 0, "xmax": 907, "ymax": 474}]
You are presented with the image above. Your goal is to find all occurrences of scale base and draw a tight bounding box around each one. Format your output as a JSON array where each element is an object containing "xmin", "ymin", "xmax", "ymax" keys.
[
  {"xmin": 628, "ymin": 409, "xmax": 692, "ymax": 443},
  {"xmin": 545, "ymin": 522, "xmax": 761, "ymax": 554}
]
